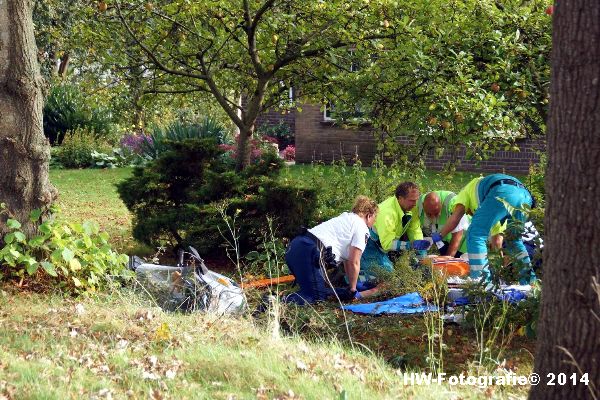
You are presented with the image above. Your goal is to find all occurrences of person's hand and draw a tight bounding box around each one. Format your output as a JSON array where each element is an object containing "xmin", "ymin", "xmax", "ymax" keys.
[
  {"xmin": 431, "ymin": 232, "xmax": 443, "ymax": 243},
  {"xmin": 412, "ymin": 240, "xmax": 431, "ymax": 251},
  {"xmin": 353, "ymin": 290, "xmax": 363, "ymax": 300}
]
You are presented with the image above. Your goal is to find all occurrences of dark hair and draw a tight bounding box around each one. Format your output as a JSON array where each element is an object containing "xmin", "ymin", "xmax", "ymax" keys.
[{"xmin": 395, "ymin": 181, "xmax": 419, "ymax": 198}]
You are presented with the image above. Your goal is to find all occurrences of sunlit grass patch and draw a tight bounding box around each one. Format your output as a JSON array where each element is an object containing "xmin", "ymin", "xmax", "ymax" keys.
[{"xmin": 0, "ymin": 287, "xmax": 532, "ymax": 399}]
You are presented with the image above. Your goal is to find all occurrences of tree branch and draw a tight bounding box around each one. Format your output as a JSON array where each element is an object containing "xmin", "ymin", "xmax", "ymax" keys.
[{"xmin": 115, "ymin": 1, "xmax": 207, "ymax": 81}]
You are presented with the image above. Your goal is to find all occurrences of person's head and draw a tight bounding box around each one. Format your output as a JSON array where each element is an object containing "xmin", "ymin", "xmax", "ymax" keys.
[
  {"xmin": 352, "ymin": 195, "xmax": 378, "ymax": 228},
  {"xmin": 395, "ymin": 182, "xmax": 419, "ymax": 212},
  {"xmin": 423, "ymin": 192, "xmax": 442, "ymax": 220}
]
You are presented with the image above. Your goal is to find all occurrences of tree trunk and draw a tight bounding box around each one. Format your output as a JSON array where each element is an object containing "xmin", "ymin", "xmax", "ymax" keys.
[
  {"xmin": 130, "ymin": 62, "xmax": 146, "ymax": 133},
  {"xmin": 529, "ymin": 2, "xmax": 600, "ymax": 399},
  {"xmin": 235, "ymin": 124, "xmax": 254, "ymax": 172},
  {"xmin": 0, "ymin": 0, "xmax": 58, "ymax": 237}
]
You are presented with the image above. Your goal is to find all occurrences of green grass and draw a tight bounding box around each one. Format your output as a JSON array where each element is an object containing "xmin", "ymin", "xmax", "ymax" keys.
[
  {"xmin": 0, "ymin": 289, "xmax": 531, "ymax": 399},
  {"xmin": 49, "ymin": 168, "xmax": 147, "ymax": 253},
  {"xmin": 281, "ymin": 163, "xmax": 526, "ymax": 193}
]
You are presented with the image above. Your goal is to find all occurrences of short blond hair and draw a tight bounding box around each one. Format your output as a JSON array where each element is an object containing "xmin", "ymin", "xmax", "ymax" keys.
[{"xmin": 352, "ymin": 195, "xmax": 378, "ymax": 217}]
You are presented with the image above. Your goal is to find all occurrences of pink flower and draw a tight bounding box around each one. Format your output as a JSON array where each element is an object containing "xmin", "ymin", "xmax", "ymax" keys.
[{"xmin": 282, "ymin": 145, "xmax": 295, "ymax": 161}]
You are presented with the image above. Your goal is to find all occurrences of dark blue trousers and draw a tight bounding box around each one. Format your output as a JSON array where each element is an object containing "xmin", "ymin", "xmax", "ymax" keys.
[{"xmin": 284, "ymin": 235, "xmax": 338, "ymax": 305}]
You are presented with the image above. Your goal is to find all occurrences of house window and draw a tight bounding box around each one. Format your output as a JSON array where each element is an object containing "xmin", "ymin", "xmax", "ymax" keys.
[{"xmin": 323, "ymin": 101, "xmax": 335, "ymax": 121}]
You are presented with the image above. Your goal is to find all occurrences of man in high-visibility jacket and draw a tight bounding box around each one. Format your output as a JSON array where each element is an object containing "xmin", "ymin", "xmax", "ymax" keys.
[
  {"xmin": 360, "ymin": 182, "xmax": 428, "ymax": 282},
  {"xmin": 418, "ymin": 191, "xmax": 469, "ymax": 257},
  {"xmin": 434, "ymin": 174, "xmax": 535, "ymax": 284}
]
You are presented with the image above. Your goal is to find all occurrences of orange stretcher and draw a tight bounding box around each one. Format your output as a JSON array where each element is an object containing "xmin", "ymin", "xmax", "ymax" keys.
[
  {"xmin": 420, "ymin": 255, "xmax": 470, "ymax": 277},
  {"xmin": 240, "ymin": 274, "xmax": 296, "ymax": 289}
]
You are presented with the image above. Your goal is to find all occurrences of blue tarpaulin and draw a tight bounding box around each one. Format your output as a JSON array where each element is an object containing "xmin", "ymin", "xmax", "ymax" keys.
[{"xmin": 343, "ymin": 292, "xmax": 438, "ymax": 315}]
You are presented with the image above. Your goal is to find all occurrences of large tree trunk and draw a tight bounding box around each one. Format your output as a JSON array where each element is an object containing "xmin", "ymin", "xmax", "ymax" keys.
[
  {"xmin": 0, "ymin": 0, "xmax": 58, "ymax": 237},
  {"xmin": 530, "ymin": 2, "xmax": 600, "ymax": 399},
  {"xmin": 235, "ymin": 125, "xmax": 254, "ymax": 172}
]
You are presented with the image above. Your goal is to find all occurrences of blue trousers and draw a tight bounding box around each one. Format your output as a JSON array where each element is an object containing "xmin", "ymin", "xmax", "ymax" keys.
[
  {"xmin": 284, "ymin": 235, "xmax": 341, "ymax": 305},
  {"xmin": 468, "ymin": 175, "xmax": 535, "ymax": 284}
]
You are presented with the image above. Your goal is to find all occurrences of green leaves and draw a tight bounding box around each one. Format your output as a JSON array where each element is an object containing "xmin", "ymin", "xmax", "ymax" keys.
[
  {"xmin": 325, "ymin": 0, "xmax": 550, "ymax": 168},
  {"xmin": 62, "ymin": 248, "xmax": 74, "ymax": 262},
  {"xmin": 6, "ymin": 219, "xmax": 21, "ymax": 229},
  {"xmin": 0, "ymin": 212, "xmax": 129, "ymax": 293},
  {"xmin": 29, "ymin": 209, "xmax": 42, "ymax": 222},
  {"xmin": 41, "ymin": 262, "xmax": 58, "ymax": 277}
]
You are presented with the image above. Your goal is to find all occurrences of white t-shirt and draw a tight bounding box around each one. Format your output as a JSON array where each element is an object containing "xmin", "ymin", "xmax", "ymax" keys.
[{"xmin": 308, "ymin": 212, "xmax": 370, "ymax": 262}]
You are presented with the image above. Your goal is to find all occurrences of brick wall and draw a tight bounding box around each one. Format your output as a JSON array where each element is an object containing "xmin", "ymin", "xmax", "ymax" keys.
[
  {"xmin": 255, "ymin": 109, "xmax": 296, "ymax": 136},
  {"xmin": 294, "ymin": 104, "xmax": 545, "ymax": 174}
]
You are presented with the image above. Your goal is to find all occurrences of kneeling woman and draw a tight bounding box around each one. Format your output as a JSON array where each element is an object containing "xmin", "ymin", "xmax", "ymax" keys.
[{"xmin": 284, "ymin": 196, "xmax": 379, "ymax": 304}]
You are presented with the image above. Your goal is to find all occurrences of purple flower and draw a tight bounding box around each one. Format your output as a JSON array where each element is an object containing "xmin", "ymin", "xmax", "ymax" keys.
[{"xmin": 120, "ymin": 133, "xmax": 152, "ymax": 154}]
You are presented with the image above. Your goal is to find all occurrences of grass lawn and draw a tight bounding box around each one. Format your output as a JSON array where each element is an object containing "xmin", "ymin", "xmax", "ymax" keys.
[
  {"xmin": 0, "ymin": 289, "xmax": 532, "ymax": 399},
  {"xmin": 281, "ymin": 163, "xmax": 483, "ymax": 191},
  {"xmin": 49, "ymin": 167, "xmax": 142, "ymax": 253}
]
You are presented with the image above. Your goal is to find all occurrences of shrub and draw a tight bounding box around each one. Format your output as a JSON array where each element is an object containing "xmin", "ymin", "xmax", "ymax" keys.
[
  {"xmin": 141, "ymin": 118, "xmax": 231, "ymax": 159},
  {"xmin": 43, "ymin": 84, "xmax": 114, "ymax": 145},
  {"xmin": 0, "ymin": 208, "xmax": 131, "ymax": 294},
  {"xmin": 526, "ymin": 152, "xmax": 546, "ymax": 226},
  {"xmin": 257, "ymin": 121, "xmax": 294, "ymax": 150},
  {"xmin": 219, "ymin": 134, "xmax": 280, "ymax": 165},
  {"xmin": 91, "ymin": 148, "xmax": 142, "ymax": 169},
  {"xmin": 52, "ymin": 127, "xmax": 111, "ymax": 169},
  {"xmin": 526, "ymin": 153, "xmax": 548, "ymax": 208},
  {"xmin": 117, "ymin": 138, "xmax": 317, "ymax": 257}
]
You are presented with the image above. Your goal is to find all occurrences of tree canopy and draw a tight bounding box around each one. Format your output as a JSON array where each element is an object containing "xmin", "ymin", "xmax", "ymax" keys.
[
  {"xmin": 85, "ymin": 0, "xmax": 399, "ymax": 169},
  {"xmin": 324, "ymin": 0, "xmax": 551, "ymax": 168}
]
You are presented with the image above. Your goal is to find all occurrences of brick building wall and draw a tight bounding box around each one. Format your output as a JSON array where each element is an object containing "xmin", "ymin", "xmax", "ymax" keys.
[
  {"xmin": 293, "ymin": 104, "xmax": 545, "ymax": 174},
  {"xmin": 255, "ymin": 109, "xmax": 296, "ymax": 137}
]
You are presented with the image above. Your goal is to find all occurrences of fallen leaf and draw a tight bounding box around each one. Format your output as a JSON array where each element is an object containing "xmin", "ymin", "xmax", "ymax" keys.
[
  {"xmin": 75, "ymin": 303, "xmax": 86, "ymax": 315},
  {"xmin": 296, "ymin": 360, "xmax": 308, "ymax": 371},
  {"xmin": 165, "ymin": 369, "xmax": 176, "ymax": 379},
  {"xmin": 154, "ymin": 323, "xmax": 171, "ymax": 342}
]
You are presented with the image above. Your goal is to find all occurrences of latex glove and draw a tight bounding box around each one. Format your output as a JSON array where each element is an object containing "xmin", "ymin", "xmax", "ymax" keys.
[
  {"xmin": 431, "ymin": 232, "xmax": 443, "ymax": 243},
  {"xmin": 430, "ymin": 233, "xmax": 445, "ymax": 249},
  {"xmin": 412, "ymin": 240, "xmax": 431, "ymax": 251},
  {"xmin": 353, "ymin": 290, "xmax": 363, "ymax": 300}
]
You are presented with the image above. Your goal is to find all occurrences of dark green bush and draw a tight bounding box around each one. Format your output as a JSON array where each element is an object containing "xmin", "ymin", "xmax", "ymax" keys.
[
  {"xmin": 117, "ymin": 138, "xmax": 317, "ymax": 257},
  {"xmin": 43, "ymin": 84, "xmax": 114, "ymax": 145}
]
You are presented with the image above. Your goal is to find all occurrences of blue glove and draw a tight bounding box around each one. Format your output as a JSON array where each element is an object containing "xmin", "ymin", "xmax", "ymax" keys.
[
  {"xmin": 431, "ymin": 232, "xmax": 443, "ymax": 243},
  {"xmin": 412, "ymin": 240, "xmax": 431, "ymax": 251},
  {"xmin": 354, "ymin": 290, "xmax": 363, "ymax": 300}
]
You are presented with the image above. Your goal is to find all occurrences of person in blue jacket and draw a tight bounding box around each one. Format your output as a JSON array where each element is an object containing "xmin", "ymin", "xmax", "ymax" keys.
[{"xmin": 434, "ymin": 174, "xmax": 536, "ymax": 284}]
